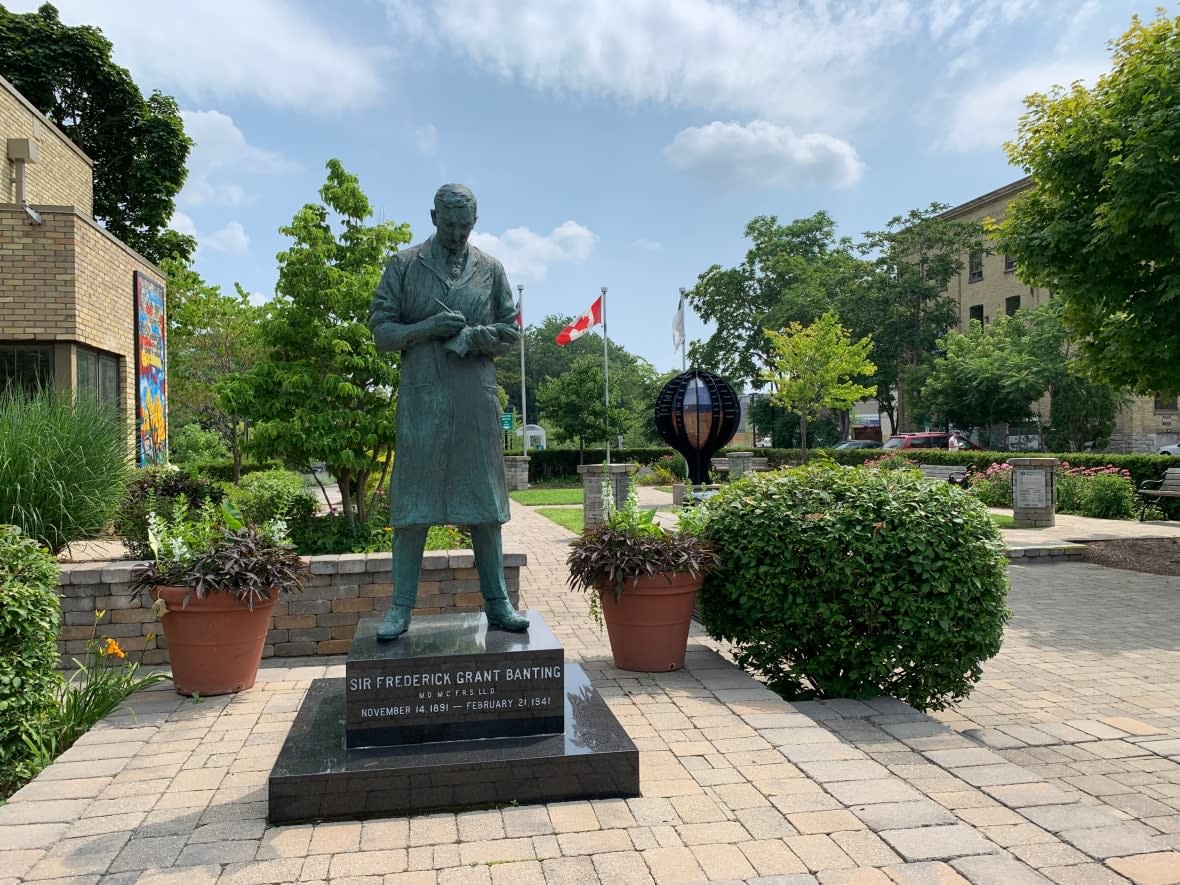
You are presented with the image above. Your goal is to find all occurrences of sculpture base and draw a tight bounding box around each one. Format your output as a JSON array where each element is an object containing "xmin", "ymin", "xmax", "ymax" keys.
[{"xmin": 267, "ymin": 665, "xmax": 639, "ymax": 823}]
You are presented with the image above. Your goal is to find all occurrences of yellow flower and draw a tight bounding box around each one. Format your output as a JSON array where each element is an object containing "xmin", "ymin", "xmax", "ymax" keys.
[
  {"xmin": 104, "ymin": 637, "xmax": 126, "ymax": 659},
  {"xmin": 383, "ymin": 527, "xmax": 393, "ymax": 533}
]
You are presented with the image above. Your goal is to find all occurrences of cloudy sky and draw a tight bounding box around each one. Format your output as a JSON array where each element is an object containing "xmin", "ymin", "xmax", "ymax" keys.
[{"xmin": 14, "ymin": 0, "xmax": 1150, "ymax": 373}]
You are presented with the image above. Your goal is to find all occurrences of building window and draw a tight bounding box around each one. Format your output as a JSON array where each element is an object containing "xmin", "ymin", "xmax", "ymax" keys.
[
  {"xmin": 76, "ymin": 346, "xmax": 120, "ymax": 408},
  {"xmin": 1005, "ymin": 295, "xmax": 1021, "ymax": 316},
  {"xmin": 969, "ymin": 304, "xmax": 984, "ymax": 325},
  {"xmin": 1004, "ymin": 254, "xmax": 1017, "ymax": 273},
  {"xmin": 968, "ymin": 251, "xmax": 984, "ymax": 283},
  {"xmin": 1156, "ymin": 393, "xmax": 1179, "ymax": 413},
  {"xmin": 0, "ymin": 344, "xmax": 54, "ymax": 394}
]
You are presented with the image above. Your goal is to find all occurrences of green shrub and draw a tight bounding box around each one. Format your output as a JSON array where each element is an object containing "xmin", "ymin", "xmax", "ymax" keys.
[
  {"xmin": 289, "ymin": 509, "xmax": 469, "ymax": 556},
  {"xmin": 1077, "ymin": 473, "xmax": 1136, "ymax": 519},
  {"xmin": 0, "ymin": 525, "xmax": 62, "ymax": 796},
  {"xmin": 528, "ymin": 448, "xmax": 677, "ymax": 481},
  {"xmin": 1055, "ymin": 473, "xmax": 1085, "ymax": 514},
  {"xmin": 185, "ymin": 460, "xmax": 282, "ymax": 483},
  {"xmin": 169, "ymin": 424, "xmax": 230, "ymax": 464},
  {"xmin": 966, "ymin": 463, "xmax": 1012, "ymax": 507},
  {"xmin": 115, "ymin": 466, "xmax": 225, "ymax": 559},
  {"xmin": 225, "ymin": 469, "xmax": 317, "ymax": 527},
  {"xmin": 22, "ymin": 613, "xmax": 170, "ymax": 781},
  {"xmin": 0, "ymin": 387, "xmax": 132, "ymax": 552},
  {"xmin": 698, "ymin": 465, "xmax": 1010, "ymax": 711}
]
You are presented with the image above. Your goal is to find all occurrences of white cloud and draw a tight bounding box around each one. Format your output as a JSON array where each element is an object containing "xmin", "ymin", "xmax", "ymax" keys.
[
  {"xmin": 633, "ymin": 239, "xmax": 663, "ymax": 253},
  {"xmin": 1055, "ymin": 0, "xmax": 1101, "ymax": 56},
  {"xmin": 179, "ymin": 110, "xmax": 297, "ymax": 207},
  {"xmin": 170, "ymin": 210, "xmax": 198, "ymax": 239},
  {"xmin": 665, "ymin": 121, "xmax": 864, "ymax": 190},
  {"xmin": 937, "ymin": 61, "xmax": 1103, "ymax": 153},
  {"xmin": 204, "ymin": 222, "xmax": 251, "ymax": 256},
  {"xmin": 170, "ymin": 211, "xmax": 250, "ymax": 256},
  {"xmin": 414, "ymin": 124, "xmax": 439, "ymax": 157},
  {"xmin": 384, "ymin": 0, "xmax": 914, "ymax": 127},
  {"xmin": 12, "ymin": 0, "xmax": 386, "ymax": 110},
  {"xmin": 470, "ymin": 221, "xmax": 596, "ymax": 282}
]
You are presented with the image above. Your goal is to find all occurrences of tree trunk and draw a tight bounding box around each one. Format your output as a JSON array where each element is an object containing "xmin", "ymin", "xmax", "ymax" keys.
[
  {"xmin": 338, "ymin": 468, "xmax": 354, "ymax": 527},
  {"xmin": 356, "ymin": 470, "xmax": 369, "ymax": 523},
  {"xmin": 800, "ymin": 414, "xmax": 810, "ymax": 464},
  {"xmin": 374, "ymin": 449, "xmax": 393, "ymax": 510},
  {"xmin": 231, "ymin": 421, "xmax": 243, "ymax": 485}
]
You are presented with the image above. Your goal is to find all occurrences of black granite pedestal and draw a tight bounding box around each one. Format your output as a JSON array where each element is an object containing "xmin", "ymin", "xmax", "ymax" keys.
[{"xmin": 267, "ymin": 611, "xmax": 639, "ymax": 823}]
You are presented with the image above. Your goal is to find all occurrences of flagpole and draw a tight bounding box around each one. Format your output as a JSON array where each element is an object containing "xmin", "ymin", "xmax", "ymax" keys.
[
  {"xmin": 601, "ymin": 286, "xmax": 610, "ymax": 466},
  {"xmin": 678, "ymin": 287, "xmax": 687, "ymax": 371},
  {"xmin": 517, "ymin": 284, "xmax": 527, "ymax": 451}
]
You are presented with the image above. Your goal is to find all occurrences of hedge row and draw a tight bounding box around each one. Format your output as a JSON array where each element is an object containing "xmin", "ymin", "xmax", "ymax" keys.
[
  {"xmin": 525, "ymin": 445, "xmax": 1178, "ymax": 489},
  {"xmin": 527, "ymin": 448, "xmax": 676, "ymax": 481}
]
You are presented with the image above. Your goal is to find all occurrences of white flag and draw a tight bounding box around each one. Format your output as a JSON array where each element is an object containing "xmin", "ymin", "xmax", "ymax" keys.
[{"xmin": 672, "ymin": 292, "xmax": 685, "ymax": 350}]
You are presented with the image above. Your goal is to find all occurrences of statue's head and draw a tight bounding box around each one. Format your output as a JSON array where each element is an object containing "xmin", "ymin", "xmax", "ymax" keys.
[{"xmin": 431, "ymin": 184, "xmax": 477, "ymax": 252}]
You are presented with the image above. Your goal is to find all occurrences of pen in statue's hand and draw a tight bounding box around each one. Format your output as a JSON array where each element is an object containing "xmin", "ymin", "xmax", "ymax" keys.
[{"xmin": 428, "ymin": 299, "xmax": 466, "ymax": 338}]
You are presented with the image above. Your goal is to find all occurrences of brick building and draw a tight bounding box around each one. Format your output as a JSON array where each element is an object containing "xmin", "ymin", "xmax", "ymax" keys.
[
  {"xmin": 940, "ymin": 179, "xmax": 1177, "ymax": 453},
  {"xmin": 1, "ymin": 74, "xmax": 167, "ymax": 462}
]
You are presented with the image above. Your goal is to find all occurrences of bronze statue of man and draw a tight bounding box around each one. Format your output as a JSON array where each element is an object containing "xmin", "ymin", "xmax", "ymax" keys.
[{"xmin": 369, "ymin": 184, "xmax": 530, "ymax": 640}]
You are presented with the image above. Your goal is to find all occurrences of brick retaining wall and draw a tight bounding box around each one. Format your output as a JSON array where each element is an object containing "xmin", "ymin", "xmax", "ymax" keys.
[{"xmin": 56, "ymin": 549, "xmax": 525, "ymax": 666}]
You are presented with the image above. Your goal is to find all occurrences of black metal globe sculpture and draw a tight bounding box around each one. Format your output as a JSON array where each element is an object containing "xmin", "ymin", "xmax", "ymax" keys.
[{"xmin": 654, "ymin": 371, "xmax": 741, "ymax": 485}]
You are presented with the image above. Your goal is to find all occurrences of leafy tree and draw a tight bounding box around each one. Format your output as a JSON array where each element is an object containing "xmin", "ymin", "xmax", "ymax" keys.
[
  {"xmin": 537, "ymin": 353, "xmax": 645, "ymax": 458},
  {"xmin": 237, "ymin": 159, "xmax": 411, "ymax": 524},
  {"xmin": 1021, "ymin": 303, "xmax": 1129, "ymax": 451},
  {"xmin": 684, "ymin": 208, "xmax": 979, "ymax": 433},
  {"xmin": 919, "ymin": 315, "xmax": 1053, "ymax": 447},
  {"xmin": 762, "ymin": 312, "xmax": 875, "ymax": 462},
  {"xmin": 1043, "ymin": 373, "xmax": 1127, "ymax": 452},
  {"xmin": 996, "ymin": 11, "xmax": 1180, "ymax": 396},
  {"xmin": 853, "ymin": 207, "xmax": 983, "ymax": 431},
  {"xmin": 162, "ymin": 257, "xmax": 266, "ymax": 481},
  {"xmin": 496, "ymin": 314, "xmax": 645, "ymax": 431},
  {"xmin": 920, "ymin": 303, "xmax": 1127, "ymax": 450},
  {"xmin": 686, "ymin": 212, "xmax": 864, "ymax": 386},
  {"xmin": 0, "ymin": 3, "xmax": 193, "ymax": 264}
]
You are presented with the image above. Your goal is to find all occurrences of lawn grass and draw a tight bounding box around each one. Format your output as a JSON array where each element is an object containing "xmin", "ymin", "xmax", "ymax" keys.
[
  {"xmin": 990, "ymin": 513, "xmax": 1017, "ymax": 529},
  {"xmin": 510, "ymin": 488, "xmax": 583, "ymax": 505},
  {"xmin": 536, "ymin": 507, "xmax": 584, "ymax": 534}
]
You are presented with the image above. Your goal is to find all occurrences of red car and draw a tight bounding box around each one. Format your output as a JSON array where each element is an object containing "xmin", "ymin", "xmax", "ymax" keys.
[{"xmin": 883, "ymin": 432, "xmax": 979, "ymax": 450}]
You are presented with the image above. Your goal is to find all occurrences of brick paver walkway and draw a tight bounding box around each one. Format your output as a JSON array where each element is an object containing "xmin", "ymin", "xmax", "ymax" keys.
[{"xmin": 4, "ymin": 499, "xmax": 1179, "ymax": 884}]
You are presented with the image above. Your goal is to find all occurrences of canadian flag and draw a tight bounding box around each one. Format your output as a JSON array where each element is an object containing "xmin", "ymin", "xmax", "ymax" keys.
[
  {"xmin": 513, "ymin": 298, "xmax": 522, "ymax": 328},
  {"xmin": 555, "ymin": 295, "xmax": 603, "ymax": 346}
]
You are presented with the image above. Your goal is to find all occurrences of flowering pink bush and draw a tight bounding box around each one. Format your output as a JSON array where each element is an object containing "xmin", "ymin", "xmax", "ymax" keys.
[
  {"xmin": 967, "ymin": 460, "xmax": 1135, "ymax": 518},
  {"xmin": 861, "ymin": 452, "xmax": 918, "ymax": 471},
  {"xmin": 966, "ymin": 463, "xmax": 1012, "ymax": 507},
  {"xmin": 1056, "ymin": 462, "xmax": 1134, "ymax": 518}
]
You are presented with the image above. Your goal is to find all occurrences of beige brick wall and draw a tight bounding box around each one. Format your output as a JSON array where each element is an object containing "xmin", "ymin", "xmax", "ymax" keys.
[
  {"xmin": 1, "ymin": 76, "xmax": 93, "ymax": 215},
  {"xmin": 940, "ymin": 178, "xmax": 1051, "ymax": 329},
  {"xmin": 1, "ymin": 206, "xmax": 163, "ymax": 447},
  {"xmin": 0, "ymin": 209, "xmax": 76, "ymax": 338}
]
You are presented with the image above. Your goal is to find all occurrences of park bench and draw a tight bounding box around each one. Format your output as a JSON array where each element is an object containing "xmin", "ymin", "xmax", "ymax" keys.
[
  {"xmin": 917, "ymin": 463, "xmax": 969, "ymax": 487},
  {"xmin": 710, "ymin": 456, "xmax": 770, "ymax": 474},
  {"xmin": 1137, "ymin": 467, "xmax": 1180, "ymax": 521}
]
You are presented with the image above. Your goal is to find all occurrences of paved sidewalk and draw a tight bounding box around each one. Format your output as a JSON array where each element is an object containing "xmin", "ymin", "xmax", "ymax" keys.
[{"xmin": 5, "ymin": 499, "xmax": 1177, "ymax": 883}]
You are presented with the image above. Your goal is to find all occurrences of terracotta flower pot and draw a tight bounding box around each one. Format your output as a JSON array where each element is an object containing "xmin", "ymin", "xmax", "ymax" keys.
[
  {"xmin": 598, "ymin": 571, "xmax": 703, "ymax": 672},
  {"xmin": 151, "ymin": 586, "xmax": 277, "ymax": 696}
]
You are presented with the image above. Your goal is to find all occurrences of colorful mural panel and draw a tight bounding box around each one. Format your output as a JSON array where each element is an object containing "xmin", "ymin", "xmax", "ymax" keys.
[{"xmin": 134, "ymin": 271, "xmax": 168, "ymax": 465}]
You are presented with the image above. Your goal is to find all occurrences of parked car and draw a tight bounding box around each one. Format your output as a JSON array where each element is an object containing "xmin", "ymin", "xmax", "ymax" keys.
[
  {"xmin": 883, "ymin": 432, "xmax": 980, "ymax": 450},
  {"xmin": 1161, "ymin": 443, "xmax": 1180, "ymax": 456},
  {"xmin": 833, "ymin": 439, "xmax": 882, "ymax": 450}
]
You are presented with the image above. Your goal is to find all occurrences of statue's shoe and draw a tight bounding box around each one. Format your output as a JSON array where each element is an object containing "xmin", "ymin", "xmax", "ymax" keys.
[
  {"xmin": 485, "ymin": 598, "xmax": 529, "ymax": 632},
  {"xmin": 376, "ymin": 605, "xmax": 411, "ymax": 640}
]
